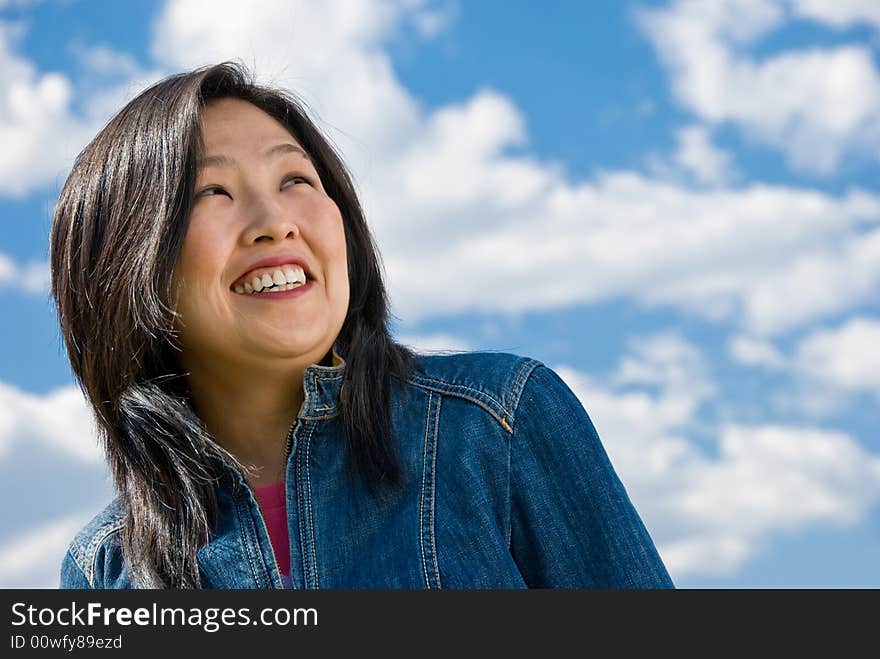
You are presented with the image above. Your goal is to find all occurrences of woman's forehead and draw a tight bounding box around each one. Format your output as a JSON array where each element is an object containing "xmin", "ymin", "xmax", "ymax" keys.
[{"xmin": 199, "ymin": 98, "xmax": 304, "ymax": 152}]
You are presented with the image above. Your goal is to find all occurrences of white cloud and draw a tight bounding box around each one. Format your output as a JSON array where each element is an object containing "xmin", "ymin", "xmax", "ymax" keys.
[
  {"xmin": 68, "ymin": 41, "xmax": 142, "ymax": 78},
  {"xmin": 739, "ymin": 226, "xmax": 880, "ymax": 334},
  {"xmin": 613, "ymin": 331, "xmax": 716, "ymax": 404},
  {"xmin": 0, "ymin": 378, "xmax": 117, "ymax": 588},
  {"xmin": 0, "ymin": 16, "xmax": 168, "ymax": 199},
  {"xmin": 395, "ymin": 331, "xmax": 473, "ymax": 354},
  {"xmin": 793, "ymin": 316, "xmax": 880, "ymax": 400},
  {"xmin": 638, "ymin": 0, "xmax": 880, "ymax": 174},
  {"xmin": 0, "ymin": 252, "xmax": 13, "ymax": 280},
  {"xmin": 552, "ymin": 334, "xmax": 880, "ymax": 578},
  {"xmin": 674, "ymin": 125, "xmax": 738, "ymax": 186},
  {"xmin": 0, "ymin": 512, "xmax": 91, "ymax": 588},
  {"xmin": 0, "ymin": 22, "xmax": 92, "ymax": 197},
  {"xmin": 555, "ymin": 332, "xmax": 716, "ymax": 500},
  {"xmin": 0, "ymin": 381, "xmax": 102, "ymax": 463},
  {"xmin": 0, "ymin": 379, "xmax": 120, "ymax": 587},
  {"xmin": 150, "ymin": 0, "xmax": 425, "ymax": 167},
  {"xmin": 20, "ymin": 259, "xmax": 48, "ymax": 292},
  {"xmin": 728, "ymin": 334, "xmax": 787, "ymax": 369},
  {"xmin": 677, "ymin": 424, "xmax": 877, "ymax": 528},
  {"xmin": 649, "ymin": 124, "xmax": 739, "ymax": 186},
  {"xmin": 792, "ymin": 0, "xmax": 880, "ymax": 31},
  {"xmin": 657, "ymin": 534, "xmax": 754, "ymax": 577},
  {"xmin": 0, "ymin": 251, "xmax": 48, "ymax": 293},
  {"xmin": 659, "ymin": 424, "xmax": 880, "ymax": 575},
  {"xmin": 380, "ymin": 167, "xmax": 880, "ymax": 334}
]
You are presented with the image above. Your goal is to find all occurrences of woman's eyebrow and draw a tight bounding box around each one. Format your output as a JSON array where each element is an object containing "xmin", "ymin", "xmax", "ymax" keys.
[{"xmin": 197, "ymin": 143, "xmax": 311, "ymax": 172}]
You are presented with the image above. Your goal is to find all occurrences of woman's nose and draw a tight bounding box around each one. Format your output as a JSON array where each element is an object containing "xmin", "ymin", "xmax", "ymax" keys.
[{"xmin": 241, "ymin": 195, "xmax": 301, "ymax": 243}]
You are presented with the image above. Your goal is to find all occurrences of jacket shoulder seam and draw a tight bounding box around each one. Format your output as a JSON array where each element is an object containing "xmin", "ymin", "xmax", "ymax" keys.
[
  {"xmin": 67, "ymin": 543, "xmax": 91, "ymax": 582},
  {"xmin": 63, "ymin": 547, "xmax": 91, "ymax": 586},
  {"xmin": 82, "ymin": 521, "xmax": 125, "ymax": 587},
  {"xmin": 510, "ymin": 363, "xmax": 554, "ymax": 428},
  {"xmin": 505, "ymin": 358, "xmax": 543, "ymax": 419},
  {"xmin": 88, "ymin": 523, "xmax": 125, "ymax": 587}
]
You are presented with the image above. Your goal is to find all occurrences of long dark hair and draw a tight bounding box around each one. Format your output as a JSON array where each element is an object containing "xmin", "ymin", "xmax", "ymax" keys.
[{"xmin": 49, "ymin": 61, "xmax": 419, "ymax": 588}]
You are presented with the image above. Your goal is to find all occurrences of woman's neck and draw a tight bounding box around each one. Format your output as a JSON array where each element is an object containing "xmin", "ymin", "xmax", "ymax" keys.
[{"xmin": 183, "ymin": 354, "xmax": 322, "ymax": 486}]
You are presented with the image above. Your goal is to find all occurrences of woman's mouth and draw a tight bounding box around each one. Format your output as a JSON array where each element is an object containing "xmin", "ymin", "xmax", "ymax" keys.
[{"xmin": 232, "ymin": 264, "xmax": 308, "ymax": 295}]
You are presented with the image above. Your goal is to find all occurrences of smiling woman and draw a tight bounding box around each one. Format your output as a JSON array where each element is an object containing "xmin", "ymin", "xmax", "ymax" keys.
[
  {"xmin": 50, "ymin": 61, "xmax": 674, "ymax": 589},
  {"xmin": 171, "ymin": 98, "xmax": 351, "ymax": 489}
]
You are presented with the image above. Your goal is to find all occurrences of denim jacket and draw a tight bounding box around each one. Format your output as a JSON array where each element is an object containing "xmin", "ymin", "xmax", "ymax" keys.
[{"xmin": 59, "ymin": 351, "xmax": 674, "ymax": 589}]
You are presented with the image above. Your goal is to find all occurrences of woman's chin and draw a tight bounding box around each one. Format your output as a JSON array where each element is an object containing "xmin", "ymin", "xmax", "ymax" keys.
[{"xmin": 241, "ymin": 339, "xmax": 330, "ymax": 364}]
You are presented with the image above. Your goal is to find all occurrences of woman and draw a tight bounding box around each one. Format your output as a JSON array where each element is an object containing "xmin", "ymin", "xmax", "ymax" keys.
[{"xmin": 53, "ymin": 61, "xmax": 674, "ymax": 589}]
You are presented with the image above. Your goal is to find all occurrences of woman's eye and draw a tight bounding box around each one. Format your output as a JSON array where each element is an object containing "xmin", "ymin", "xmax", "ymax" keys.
[
  {"xmin": 282, "ymin": 175, "xmax": 310, "ymax": 188},
  {"xmin": 197, "ymin": 186, "xmax": 230, "ymax": 198}
]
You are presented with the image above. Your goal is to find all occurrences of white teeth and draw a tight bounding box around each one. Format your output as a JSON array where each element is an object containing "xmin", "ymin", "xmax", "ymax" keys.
[
  {"xmin": 283, "ymin": 265, "xmax": 305, "ymax": 284},
  {"xmin": 237, "ymin": 264, "xmax": 308, "ymax": 295},
  {"xmin": 239, "ymin": 279, "xmax": 306, "ymax": 294}
]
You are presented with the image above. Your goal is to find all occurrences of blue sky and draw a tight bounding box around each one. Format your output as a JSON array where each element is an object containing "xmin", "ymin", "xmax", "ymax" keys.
[{"xmin": 1, "ymin": 0, "xmax": 878, "ymax": 588}]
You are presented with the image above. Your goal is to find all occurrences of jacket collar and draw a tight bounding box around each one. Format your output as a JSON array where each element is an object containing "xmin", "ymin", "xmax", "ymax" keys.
[{"xmin": 299, "ymin": 346, "xmax": 346, "ymax": 419}]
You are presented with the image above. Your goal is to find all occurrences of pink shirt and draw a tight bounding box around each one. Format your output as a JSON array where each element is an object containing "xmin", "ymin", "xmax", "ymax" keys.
[{"xmin": 252, "ymin": 480, "xmax": 292, "ymax": 587}]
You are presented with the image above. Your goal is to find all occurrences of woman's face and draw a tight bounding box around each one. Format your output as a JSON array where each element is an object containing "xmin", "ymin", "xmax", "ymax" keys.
[{"xmin": 172, "ymin": 98, "xmax": 349, "ymax": 375}]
